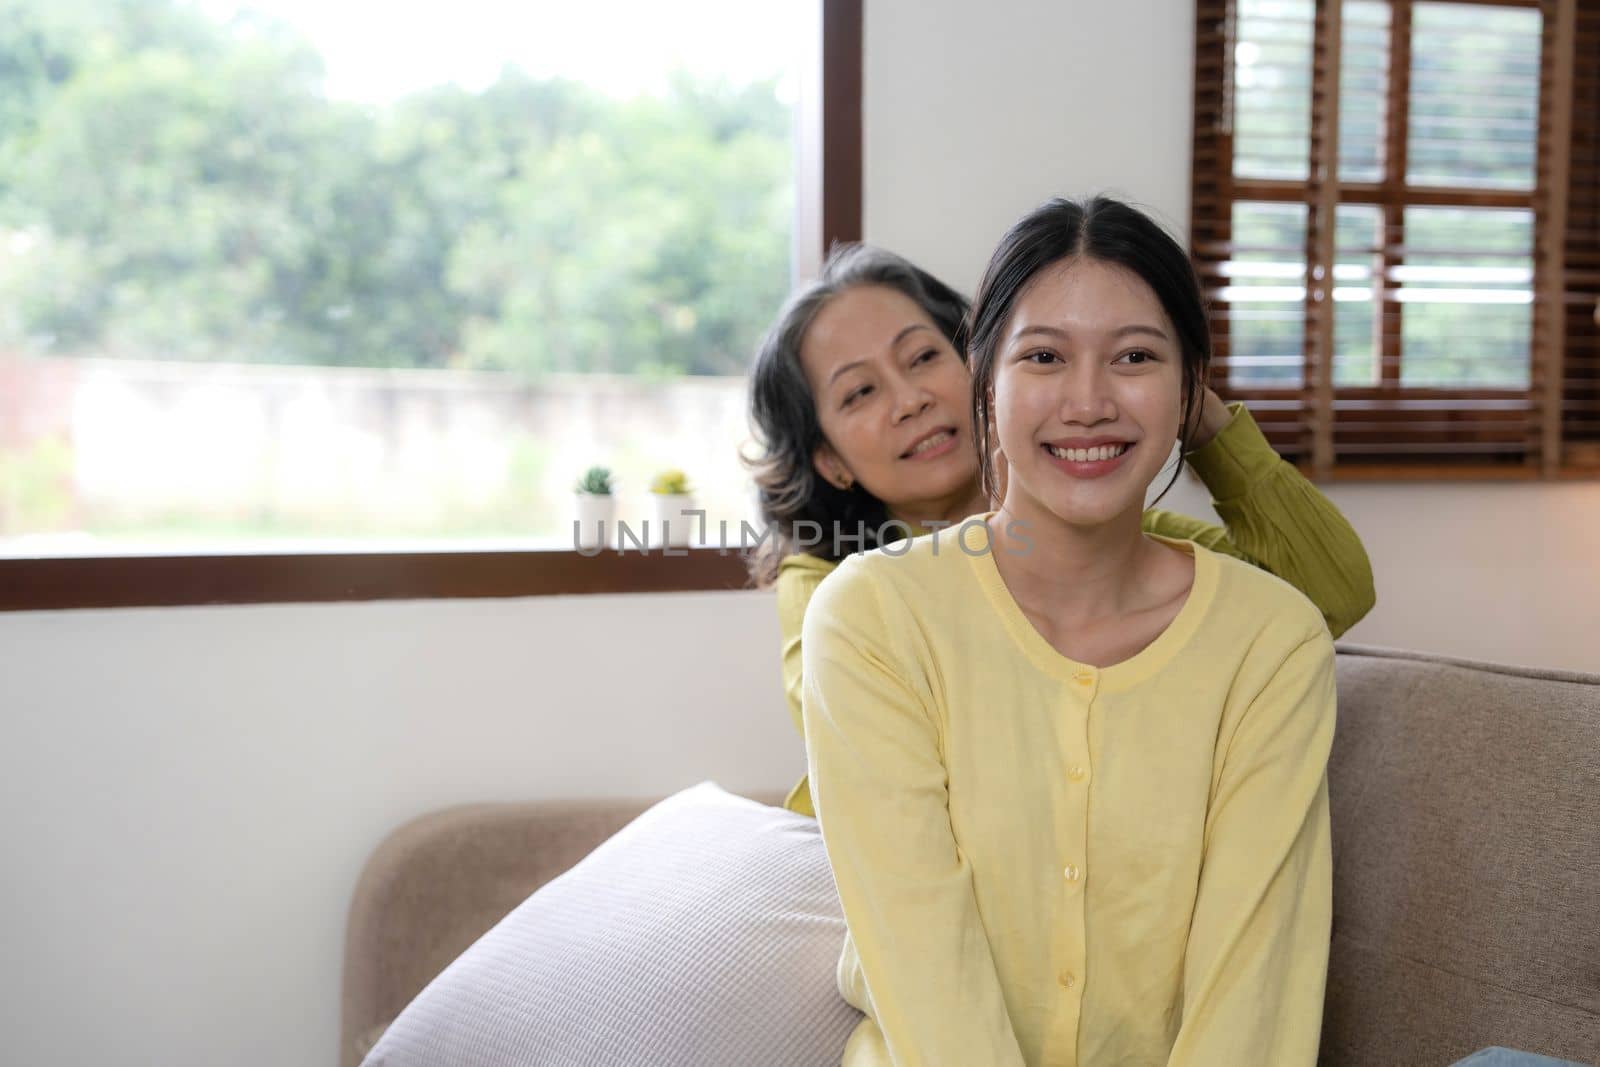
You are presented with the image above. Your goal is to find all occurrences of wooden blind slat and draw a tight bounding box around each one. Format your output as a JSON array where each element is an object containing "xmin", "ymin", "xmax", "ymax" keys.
[
  {"xmin": 1534, "ymin": 0, "xmax": 1577, "ymax": 473},
  {"xmin": 1381, "ymin": 0, "xmax": 1413, "ymax": 393},
  {"xmin": 1306, "ymin": 0, "xmax": 1344, "ymax": 475},
  {"xmin": 1191, "ymin": 0, "xmax": 1235, "ymax": 401}
]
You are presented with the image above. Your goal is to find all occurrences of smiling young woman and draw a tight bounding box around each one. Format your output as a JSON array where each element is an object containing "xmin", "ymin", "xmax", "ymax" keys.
[
  {"xmin": 745, "ymin": 241, "xmax": 1375, "ymax": 818},
  {"xmin": 800, "ymin": 195, "xmax": 1337, "ymax": 1065}
]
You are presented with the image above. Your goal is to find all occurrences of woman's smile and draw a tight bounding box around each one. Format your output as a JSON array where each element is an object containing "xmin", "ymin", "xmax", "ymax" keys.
[
  {"xmin": 902, "ymin": 427, "xmax": 960, "ymax": 461},
  {"xmin": 1040, "ymin": 437, "xmax": 1135, "ymax": 479}
]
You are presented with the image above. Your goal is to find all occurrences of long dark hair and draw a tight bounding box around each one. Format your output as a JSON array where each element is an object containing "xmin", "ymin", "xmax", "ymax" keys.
[
  {"xmin": 744, "ymin": 244, "xmax": 970, "ymax": 587},
  {"xmin": 967, "ymin": 196, "xmax": 1211, "ymax": 506}
]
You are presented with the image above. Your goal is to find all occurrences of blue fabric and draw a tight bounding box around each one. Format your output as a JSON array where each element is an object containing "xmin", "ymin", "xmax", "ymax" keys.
[{"xmin": 1450, "ymin": 1049, "xmax": 1587, "ymax": 1067}]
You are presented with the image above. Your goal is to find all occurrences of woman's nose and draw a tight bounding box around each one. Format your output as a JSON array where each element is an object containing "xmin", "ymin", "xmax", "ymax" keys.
[
  {"xmin": 1060, "ymin": 363, "xmax": 1117, "ymax": 424},
  {"xmin": 892, "ymin": 383, "xmax": 934, "ymax": 423}
]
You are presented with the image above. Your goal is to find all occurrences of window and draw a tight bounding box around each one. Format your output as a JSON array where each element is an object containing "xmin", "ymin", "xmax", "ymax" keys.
[
  {"xmin": 0, "ymin": 0, "xmax": 821, "ymax": 558},
  {"xmin": 1191, "ymin": 0, "xmax": 1599, "ymax": 477}
]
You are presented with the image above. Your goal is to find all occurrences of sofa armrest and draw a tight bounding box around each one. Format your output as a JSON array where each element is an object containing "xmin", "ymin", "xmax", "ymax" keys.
[{"xmin": 339, "ymin": 790, "xmax": 786, "ymax": 1067}]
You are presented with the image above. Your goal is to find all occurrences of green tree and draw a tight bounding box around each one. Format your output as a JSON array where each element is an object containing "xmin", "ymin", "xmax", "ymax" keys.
[
  {"xmin": 443, "ymin": 75, "xmax": 792, "ymax": 376},
  {"xmin": 0, "ymin": 0, "xmax": 794, "ymax": 376}
]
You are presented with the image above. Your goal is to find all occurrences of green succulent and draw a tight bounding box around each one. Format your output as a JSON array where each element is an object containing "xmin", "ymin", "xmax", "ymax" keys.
[{"xmin": 575, "ymin": 466, "xmax": 614, "ymax": 495}]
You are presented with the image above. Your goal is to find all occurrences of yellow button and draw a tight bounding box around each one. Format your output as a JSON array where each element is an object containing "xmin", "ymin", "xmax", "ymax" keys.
[
  {"xmin": 1058, "ymin": 971, "xmax": 1076, "ymax": 988},
  {"xmin": 1073, "ymin": 671, "xmax": 1093, "ymax": 684},
  {"xmin": 1063, "ymin": 864, "xmax": 1081, "ymax": 882},
  {"xmin": 1068, "ymin": 765, "xmax": 1087, "ymax": 782}
]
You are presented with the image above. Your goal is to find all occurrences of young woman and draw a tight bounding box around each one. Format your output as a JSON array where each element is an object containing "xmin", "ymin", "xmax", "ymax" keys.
[
  {"xmin": 747, "ymin": 242, "xmax": 1375, "ymax": 818},
  {"xmin": 799, "ymin": 196, "xmax": 1337, "ymax": 1064}
]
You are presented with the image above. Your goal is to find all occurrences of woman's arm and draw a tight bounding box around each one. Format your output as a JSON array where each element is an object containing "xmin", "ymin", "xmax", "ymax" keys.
[
  {"xmin": 1167, "ymin": 629, "xmax": 1337, "ymax": 1066},
  {"xmin": 776, "ymin": 556, "xmax": 830, "ymax": 739},
  {"xmin": 1146, "ymin": 392, "xmax": 1377, "ymax": 638},
  {"xmin": 775, "ymin": 557, "xmax": 831, "ymax": 817},
  {"xmin": 802, "ymin": 563, "xmax": 1027, "ymax": 1067}
]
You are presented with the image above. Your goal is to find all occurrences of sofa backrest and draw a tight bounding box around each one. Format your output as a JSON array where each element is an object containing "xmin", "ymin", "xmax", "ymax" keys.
[{"xmin": 1322, "ymin": 645, "xmax": 1600, "ymax": 1066}]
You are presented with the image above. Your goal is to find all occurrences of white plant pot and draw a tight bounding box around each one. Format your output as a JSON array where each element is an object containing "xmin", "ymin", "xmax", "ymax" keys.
[
  {"xmin": 573, "ymin": 493, "xmax": 615, "ymax": 550},
  {"xmin": 651, "ymin": 493, "xmax": 697, "ymax": 548}
]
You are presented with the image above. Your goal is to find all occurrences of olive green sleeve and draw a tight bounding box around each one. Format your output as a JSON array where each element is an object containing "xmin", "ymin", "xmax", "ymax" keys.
[
  {"xmin": 1141, "ymin": 507, "xmax": 1255, "ymax": 563},
  {"xmin": 1162, "ymin": 402, "xmax": 1376, "ymax": 638}
]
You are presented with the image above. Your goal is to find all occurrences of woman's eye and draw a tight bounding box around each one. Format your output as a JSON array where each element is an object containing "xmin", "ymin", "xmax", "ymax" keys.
[
  {"xmin": 842, "ymin": 384, "xmax": 873, "ymax": 407},
  {"xmin": 912, "ymin": 348, "xmax": 939, "ymax": 366},
  {"xmin": 1024, "ymin": 350, "xmax": 1059, "ymax": 365},
  {"xmin": 1116, "ymin": 349, "xmax": 1155, "ymax": 366}
]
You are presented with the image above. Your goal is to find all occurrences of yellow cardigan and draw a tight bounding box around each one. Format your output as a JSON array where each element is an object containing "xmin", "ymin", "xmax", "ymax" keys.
[
  {"xmin": 776, "ymin": 402, "xmax": 1371, "ymax": 816},
  {"xmin": 801, "ymin": 527, "xmax": 1335, "ymax": 1066}
]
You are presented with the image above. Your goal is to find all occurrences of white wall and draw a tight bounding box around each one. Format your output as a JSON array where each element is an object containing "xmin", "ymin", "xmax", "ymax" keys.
[
  {"xmin": 0, "ymin": 592, "xmax": 792, "ymax": 1067},
  {"xmin": 3, "ymin": 3, "xmax": 1596, "ymax": 1066},
  {"xmin": 863, "ymin": 0, "xmax": 1196, "ymax": 293},
  {"xmin": 1325, "ymin": 483, "xmax": 1599, "ymax": 671}
]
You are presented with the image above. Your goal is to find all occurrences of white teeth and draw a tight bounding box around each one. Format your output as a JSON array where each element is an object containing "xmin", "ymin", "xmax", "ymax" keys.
[
  {"xmin": 909, "ymin": 430, "xmax": 953, "ymax": 455},
  {"xmin": 1046, "ymin": 443, "xmax": 1129, "ymax": 462}
]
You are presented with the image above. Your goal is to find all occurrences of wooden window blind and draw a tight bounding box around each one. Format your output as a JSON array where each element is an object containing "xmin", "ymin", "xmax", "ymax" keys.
[{"xmin": 1191, "ymin": 0, "xmax": 1599, "ymax": 478}]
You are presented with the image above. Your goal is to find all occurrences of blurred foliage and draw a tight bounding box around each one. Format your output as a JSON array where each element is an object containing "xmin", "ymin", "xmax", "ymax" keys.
[
  {"xmin": 0, "ymin": 433, "xmax": 74, "ymax": 529},
  {"xmin": 0, "ymin": 0, "xmax": 793, "ymax": 376}
]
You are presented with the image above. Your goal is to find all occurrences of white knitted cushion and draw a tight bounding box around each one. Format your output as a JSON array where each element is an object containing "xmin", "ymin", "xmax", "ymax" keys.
[{"xmin": 362, "ymin": 782, "xmax": 861, "ymax": 1067}]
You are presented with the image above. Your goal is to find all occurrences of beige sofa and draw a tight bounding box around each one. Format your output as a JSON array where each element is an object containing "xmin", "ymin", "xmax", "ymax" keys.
[{"xmin": 340, "ymin": 645, "xmax": 1600, "ymax": 1066}]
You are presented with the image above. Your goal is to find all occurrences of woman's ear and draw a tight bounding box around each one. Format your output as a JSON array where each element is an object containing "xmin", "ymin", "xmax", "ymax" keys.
[
  {"xmin": 812, "ymin": 442, "xmax": 855, "ymax": 491},
  {"xmin": 990, "ymin": 442, "xmax": 1010, "ymax": 503}
]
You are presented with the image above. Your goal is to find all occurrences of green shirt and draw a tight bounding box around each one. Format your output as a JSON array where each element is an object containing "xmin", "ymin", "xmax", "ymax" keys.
[{"xmin": 775, "ymin": 402, "xmax": 1373, "ymax": 816}]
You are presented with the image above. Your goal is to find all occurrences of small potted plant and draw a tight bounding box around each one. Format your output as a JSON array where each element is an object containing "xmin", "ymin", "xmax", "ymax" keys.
[
  {"xmin": 649, "ymin": 468, "xmax": 696, "ymax": 548},
  {"xmin": 573, "ymin": 466, "xmax": 614, "ymax": 550}
]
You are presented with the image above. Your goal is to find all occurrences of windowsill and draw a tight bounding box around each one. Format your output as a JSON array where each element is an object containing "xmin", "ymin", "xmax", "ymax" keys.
[
  {"xmin": 0, "ymin": 546, "xmax": 756, "ymax": 613},
  {"xmin": 1, "ymin": 533, "xmax": 593, "ymax": 559},
  {"xmin": 1295, "ymin": 464, "xmax": 1600, "ymax": 483}
]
